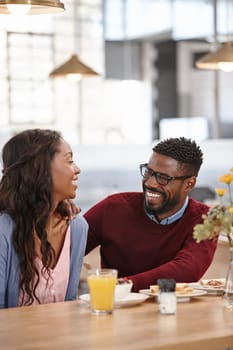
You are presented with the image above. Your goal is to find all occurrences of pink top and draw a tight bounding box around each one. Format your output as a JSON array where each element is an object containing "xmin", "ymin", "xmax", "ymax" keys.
[{"xmin": 18, "ymin": 226, "xmax": 71, "ymax": 306}]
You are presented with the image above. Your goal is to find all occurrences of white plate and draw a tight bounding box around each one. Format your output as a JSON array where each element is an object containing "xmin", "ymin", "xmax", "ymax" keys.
[
  {"xmin": 79, "ymin": 292, "xmax": 149, "ymax": 308},
  {"xmin": 139, "ymin": 289, "xmax": 207, "ymax": 302},
  {"xmin": 189, "ymin": 279, "xmax": 225, "ymax": 295}
]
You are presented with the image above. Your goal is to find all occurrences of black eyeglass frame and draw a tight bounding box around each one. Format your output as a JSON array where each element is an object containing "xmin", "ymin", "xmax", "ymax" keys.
[{"xmin": 139, "ymin": 163, "xmax": 194, "ymax": 186}]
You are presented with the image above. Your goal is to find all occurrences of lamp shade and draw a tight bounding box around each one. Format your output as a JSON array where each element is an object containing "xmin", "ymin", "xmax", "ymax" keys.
[
  {"xmin": 49, "ymin": 54, "xmax": 99, "ymax": 79},
  {"xmin": 196, "ymin": 42, "xmax": 233, "ymax": 72},
  {"xmin": 0, "ymin": 0, "xmax": 65, "ymax": 14}
]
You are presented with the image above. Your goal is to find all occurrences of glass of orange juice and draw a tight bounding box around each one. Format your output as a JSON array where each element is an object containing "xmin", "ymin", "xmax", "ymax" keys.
[{"xmin": 87, "ymin": 269, "xmax": 118, "ymax": 315}]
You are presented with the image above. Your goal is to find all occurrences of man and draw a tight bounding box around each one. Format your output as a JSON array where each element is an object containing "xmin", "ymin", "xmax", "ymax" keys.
[{"xmin": 84, "ymin": 137, "xmax": 217, "ymax": 292}]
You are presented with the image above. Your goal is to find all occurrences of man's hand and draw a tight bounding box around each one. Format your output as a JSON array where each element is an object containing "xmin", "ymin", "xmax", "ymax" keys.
[{"xmin": 63, "ymin": 199, "xmax": 81, "ymax": 220}]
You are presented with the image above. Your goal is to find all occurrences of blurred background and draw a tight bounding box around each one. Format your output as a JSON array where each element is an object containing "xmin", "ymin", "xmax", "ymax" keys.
[{"xmin": 0, "ymin": 0, "xmax": 233, "ymax": 211}]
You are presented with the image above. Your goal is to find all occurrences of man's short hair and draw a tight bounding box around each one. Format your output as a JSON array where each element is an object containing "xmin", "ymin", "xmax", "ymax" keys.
[{"xmin": 152, "ymin": 137, "xmax": 203, "ymax": 176}]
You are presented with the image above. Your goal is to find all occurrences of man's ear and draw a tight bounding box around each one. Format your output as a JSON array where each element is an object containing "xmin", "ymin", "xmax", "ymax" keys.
[{"xmin": 185, "ymin": 176, "xmax": 196, "ymax": 193}]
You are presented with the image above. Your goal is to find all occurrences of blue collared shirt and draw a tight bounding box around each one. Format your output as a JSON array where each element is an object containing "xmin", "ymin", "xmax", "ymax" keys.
[{"xmin": 145, "ymin": 196, "xmax": 189, "ymax": 225}]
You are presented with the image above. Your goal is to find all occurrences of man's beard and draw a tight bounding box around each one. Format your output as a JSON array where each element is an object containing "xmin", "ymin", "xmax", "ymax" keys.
[{"xmin": 143, "ymin": 184, "xmax": 180, "ymax": 216}]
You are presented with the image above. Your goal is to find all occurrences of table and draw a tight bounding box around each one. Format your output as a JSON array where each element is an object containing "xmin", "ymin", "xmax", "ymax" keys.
[{"xmin": 0, "ymin": 296, "xmax": 232, "ymax": 350}]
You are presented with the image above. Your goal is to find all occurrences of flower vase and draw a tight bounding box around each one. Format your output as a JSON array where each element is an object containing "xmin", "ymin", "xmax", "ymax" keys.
[{"xmin": 222, "ymin": 246, "xmax": 233, "ymax": 309}]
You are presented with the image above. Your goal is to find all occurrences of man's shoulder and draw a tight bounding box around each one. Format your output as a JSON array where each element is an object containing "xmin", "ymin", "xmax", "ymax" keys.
[
  {"xmin": 105, "ymin": 192, "xmax": 143, "ymax": 204},
  {"xmin": 188, "ymin": 197, "xmax": 209, "ymax": 216}
]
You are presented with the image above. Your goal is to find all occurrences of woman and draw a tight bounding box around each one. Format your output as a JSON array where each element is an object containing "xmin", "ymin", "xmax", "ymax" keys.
[{"xmin": 0, "ymin": 129, "xmax": 88, "ymax": 308}]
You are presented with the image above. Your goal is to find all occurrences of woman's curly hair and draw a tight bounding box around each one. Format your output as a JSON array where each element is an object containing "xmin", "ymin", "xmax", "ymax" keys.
[{"xmin": 0, "ymin": 128, "xmax": 69, "ymax": 305}]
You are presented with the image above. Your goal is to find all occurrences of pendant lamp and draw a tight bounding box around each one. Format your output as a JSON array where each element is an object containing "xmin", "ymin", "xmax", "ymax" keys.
[
  {"xmin": 49, "ymin": 54, "xmax": 99, "ymax": 80},
  {"xmin": 196, "ymin": 41, "xmax": 233, "ymax": 72},
  {"xmin": 196, "ymin": 0, "xmax": 233, "ymax": 72},
  {"xmin": 0, "ymin": 0, "xmax": 65, "ymax": 15},
  {"xmin": 49, "ymin": 0, "xmax": 99, "ymax": 80}
]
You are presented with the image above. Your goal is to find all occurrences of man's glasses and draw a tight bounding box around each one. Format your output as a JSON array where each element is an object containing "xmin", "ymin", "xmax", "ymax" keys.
[{"xmin": 139, "ymin": 163, "xmax": 193, "ymax": 186}]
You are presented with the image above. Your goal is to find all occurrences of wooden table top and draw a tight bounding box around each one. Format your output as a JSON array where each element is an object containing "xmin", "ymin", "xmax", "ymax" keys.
[{"xmin": 0, "ymin": 295, "xmax": 232, "ymax": 350}]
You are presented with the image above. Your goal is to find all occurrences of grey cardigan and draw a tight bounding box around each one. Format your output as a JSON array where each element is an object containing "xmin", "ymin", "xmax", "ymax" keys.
[{"xmin": 0, "ymin": 213, "xmax": 88, "ymax": 308}]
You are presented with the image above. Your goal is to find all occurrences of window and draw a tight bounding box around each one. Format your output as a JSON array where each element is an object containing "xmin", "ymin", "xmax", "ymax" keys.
[{"xmin": 7, "ymin": 32, "xmax": 55, "ymax": 125}]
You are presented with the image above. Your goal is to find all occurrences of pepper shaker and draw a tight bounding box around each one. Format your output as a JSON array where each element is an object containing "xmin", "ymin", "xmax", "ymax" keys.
[{"xmin": 157, "ymin": 278, "xmax": 177, "ymax": 315}]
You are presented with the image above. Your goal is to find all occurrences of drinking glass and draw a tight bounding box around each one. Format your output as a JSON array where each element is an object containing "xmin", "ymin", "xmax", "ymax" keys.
[{"xmin": 87, "ymin": 269, "xmax": 118, "ymax": 315}]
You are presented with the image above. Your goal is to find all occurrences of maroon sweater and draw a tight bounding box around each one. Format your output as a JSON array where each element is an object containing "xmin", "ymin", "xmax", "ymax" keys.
[{"xmin": 84, "ymin": 192, "xmax": 217, "ymax": 292}]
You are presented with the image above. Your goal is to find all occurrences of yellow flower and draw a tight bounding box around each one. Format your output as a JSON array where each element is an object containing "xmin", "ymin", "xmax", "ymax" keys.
[
  {"xmin": 230, "ymin": 167, "xmax": 233, "ymax": 172},
  {"xmin": 218, "ymin": 173, "xmax": 233, "ymax": 185},
  {"xmin": 229, "ymin": 207, "xmax": 233, "ymax": 215},
  {"xmin": 215, "ymin": 188, "xmax": 227, "ymax": 197}
]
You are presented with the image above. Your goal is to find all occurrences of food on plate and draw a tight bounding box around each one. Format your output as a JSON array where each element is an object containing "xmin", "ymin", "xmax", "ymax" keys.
[
  {"xmin": 175, "ymin": 283, "xmax": 193, "ymax": 294},
  {"xmin": 115, "ymin": 278, "xmax": 133, "ymax": 299},
  {"xmin": 150, "ymin": 285, "xmax": 159, "ymax": 294},
  {"xmin": 200, "ymin": 279, "xmax": 225, "ymax": 288},
  {"xmin": 150, "ymin": 283, "xmax": 193, "ymax": 295}
]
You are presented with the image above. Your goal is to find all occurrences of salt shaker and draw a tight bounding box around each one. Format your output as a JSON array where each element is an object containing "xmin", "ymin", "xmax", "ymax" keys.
[{"xmin": 157, "ymin": 278, "xmax": 176, "ymax": 315}]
